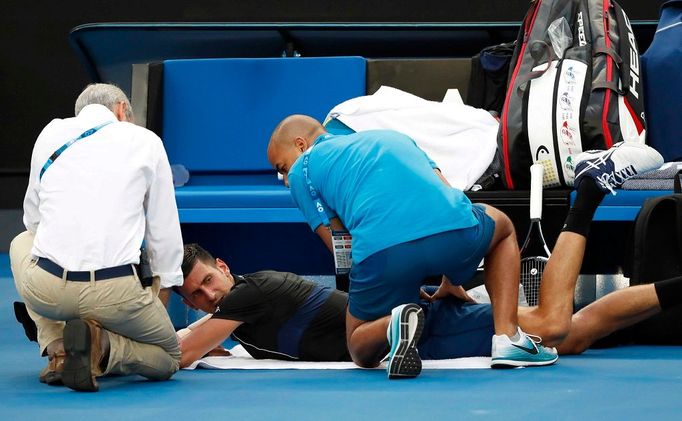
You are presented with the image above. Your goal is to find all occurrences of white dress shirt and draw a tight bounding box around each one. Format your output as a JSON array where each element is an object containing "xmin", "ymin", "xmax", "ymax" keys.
[
  {"xmin": 326, "ymin": 86, "xmax": 499, "ymax": 190},
  {"xmin": 23, "ymin": 104, "xmax": 184, "ymax": 288}
]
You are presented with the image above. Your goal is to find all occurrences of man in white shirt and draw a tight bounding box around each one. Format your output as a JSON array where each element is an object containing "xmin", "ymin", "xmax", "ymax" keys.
[{"xmin": 9, "ymin": 83, "xmax": 184, "ymax": 392}]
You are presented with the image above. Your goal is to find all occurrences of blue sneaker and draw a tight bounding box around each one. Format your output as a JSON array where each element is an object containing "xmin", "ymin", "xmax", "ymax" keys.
[
  {"xmin": 385, "ymin": 303, "xmax": 424, "ymax": 379},
  {"xmin": 491, "ymin": 327, "xmax": 558, "ymax": 368},
  {"xmin": 573, "ymin": 142, "xmax": 663, "ymax": 195}
]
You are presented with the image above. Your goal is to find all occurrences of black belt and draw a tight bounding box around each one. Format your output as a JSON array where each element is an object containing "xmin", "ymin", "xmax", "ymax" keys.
[{"xmin": 37, "ymin": 258, "xmax": 135, "ymax": 282}]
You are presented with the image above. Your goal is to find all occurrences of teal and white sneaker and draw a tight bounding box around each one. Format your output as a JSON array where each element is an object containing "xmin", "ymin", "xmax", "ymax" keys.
[
  {"xmin": 491, "ymin": 327, "xmax": 558, "ymax": 368},
  {"xmin": 385, "ymin": 303, "xmax": 424, "ymax": 379}
]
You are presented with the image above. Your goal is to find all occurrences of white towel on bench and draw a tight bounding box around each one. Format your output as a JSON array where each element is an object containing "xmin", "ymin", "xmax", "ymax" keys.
[
  {"xmin": 183, "ymin": 344, "xmax": 491, "ymax": 370},
  {"xmin": 326, "ymin": 86, "xmax": 499, "ymax": 191}
]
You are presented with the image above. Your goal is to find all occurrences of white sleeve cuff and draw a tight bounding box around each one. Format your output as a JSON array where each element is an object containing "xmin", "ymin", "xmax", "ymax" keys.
[{"xmin": 157, "ymin": 271, "xmax": 184, "ymax": 289}]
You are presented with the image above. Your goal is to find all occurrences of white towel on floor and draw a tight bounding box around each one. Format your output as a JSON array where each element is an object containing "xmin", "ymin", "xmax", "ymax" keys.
[{"xmin": 183, "ymin": 344, "xmax": 492, "ymax": 370}]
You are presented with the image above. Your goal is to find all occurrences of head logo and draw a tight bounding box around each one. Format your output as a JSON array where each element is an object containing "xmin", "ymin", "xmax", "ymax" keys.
[
  {"xmin": 565, "ymin": 155, "xmax": 575, "ymax": 174},
  {"xmin": 560, "ymin": 121, "xmax": 576, "ymax": 146},
  {"xmin": 559, "ymin": 93, "xmax": 572, "ymax": 111},
  {"xmin": 565, "ymin": 66, "xmax": 576, "ymax": 83},
  {"xmin": 535, "ymin": 145, "xmax": 550, "ymax": 161}
]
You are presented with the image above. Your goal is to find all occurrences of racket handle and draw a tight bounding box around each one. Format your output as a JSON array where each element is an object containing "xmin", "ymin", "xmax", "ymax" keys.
[{"xmin": 530, "ymin": 163, "xmax": 544, "ymax": 220}]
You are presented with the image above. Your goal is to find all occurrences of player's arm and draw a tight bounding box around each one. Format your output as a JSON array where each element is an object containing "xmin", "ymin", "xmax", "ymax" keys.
[
  {"xmin": 314, "ymin": 217, "xmax": 346, "ymax": 253},
  {"xmin": 178, "ymin": 317, "xmax": 243, "ymax": 368}
]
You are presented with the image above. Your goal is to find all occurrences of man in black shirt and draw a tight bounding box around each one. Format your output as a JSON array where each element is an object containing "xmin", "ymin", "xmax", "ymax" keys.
[
  {"xmin": 175, "ymin": 243, "xmax": 682, "ymax": 369},
  {"xmin": 175, "ymin": 245, "xmax": 350, "ymax": 367}
]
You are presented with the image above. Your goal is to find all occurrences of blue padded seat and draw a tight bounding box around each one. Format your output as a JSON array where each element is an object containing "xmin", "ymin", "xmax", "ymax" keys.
[
  {"xmin": 571, "ymin": 190, "xmax": 672, "ymax": 221},
  {"xmin": 161, "ymin": 57, "xmax": 366, "ymax": 222},
  {"xmin": 175, "ymin": 185, "xmax": 294, "ymax": 209}
]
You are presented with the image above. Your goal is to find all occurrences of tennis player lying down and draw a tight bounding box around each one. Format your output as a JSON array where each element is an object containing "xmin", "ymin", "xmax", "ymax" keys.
[{"xmin": 176, "ymin": 240, "xmax": 682, "ymax": 370}]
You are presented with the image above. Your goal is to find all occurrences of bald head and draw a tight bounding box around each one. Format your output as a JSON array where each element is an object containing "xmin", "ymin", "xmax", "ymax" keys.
[
  {"xmin": 267, "ymin": 115, "xmax": 326, "ymax": 185},
  {"xmin": 269, "ymin": 114, "xmax": 325, "ymax": 150}
]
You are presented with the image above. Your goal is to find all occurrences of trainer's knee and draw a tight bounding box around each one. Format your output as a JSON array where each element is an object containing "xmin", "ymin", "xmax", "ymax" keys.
[
  {"xmin": 137, "ymin": 356, "xmax": 179, "ymax": 381},
  {"xmin": 349, "ymin": 351, "xmax": 381, "ymax": 369},
  {"xmin": 485, "ymin": 207, "xmax": 517, "ymax": 248},
  {"xmin": 346, "ymin": 329, "xmax": 384, "ymax": 368}
]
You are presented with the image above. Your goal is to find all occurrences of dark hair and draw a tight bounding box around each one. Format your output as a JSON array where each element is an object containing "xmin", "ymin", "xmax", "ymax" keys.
[
  {"xmin": 174, "ymin": 243, "xmax": 217, "ymax": 296},
  {"xmin": 182, "ymin": 243, "xmax": 216, "ymax": 280}
]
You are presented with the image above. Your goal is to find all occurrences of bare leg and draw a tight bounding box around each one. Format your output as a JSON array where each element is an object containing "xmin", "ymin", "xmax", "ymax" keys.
[
  {"xmin": 557, "ymin": 284, "xmax": 662, "ymax": 354},
  {"xmin": 481, "ymin": 205, "xmax": 520, "ymax": 336},
  {"xmin": 518, "ymin": 232, "xmax": 586, "ymax": 346},
  {"xmin": 346, "ymin": 310, "xmax": 390, "ymax": 367}
]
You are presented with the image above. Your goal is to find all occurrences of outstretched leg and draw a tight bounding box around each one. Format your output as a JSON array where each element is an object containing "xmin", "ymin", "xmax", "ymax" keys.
[
  {"xmin": 517, "ymin": 175, "xmax": 605, "ymax": 346},
  {"xmin": 517, "ymin": 232, "xmax": 587, "ymax": 346},
  {"xmin": 520, "ymin": 142, "xmax": 663, "ymax": 346},
  {"xmin": 558, "ymin": 276, "xmax": 682, "ymax": 354}
]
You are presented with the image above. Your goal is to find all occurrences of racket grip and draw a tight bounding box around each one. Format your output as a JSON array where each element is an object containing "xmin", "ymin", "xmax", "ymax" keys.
[{"xmin": 530, "ymin": 164, "xmax": 544, "ymax": 220}]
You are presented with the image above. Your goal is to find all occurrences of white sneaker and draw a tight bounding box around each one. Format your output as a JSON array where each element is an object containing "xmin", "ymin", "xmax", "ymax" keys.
[
  {"xmin": 573, "ymin": 142, "xmax": 664, "ymax": 195},
  {"xmin": 491, "ymin": 327, "xmax": 558, "ymax": 368}
]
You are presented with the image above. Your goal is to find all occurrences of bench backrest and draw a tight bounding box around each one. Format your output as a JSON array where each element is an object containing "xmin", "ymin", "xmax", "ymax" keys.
[{"xmin": 162, "ymin": 57, "xmax": 366, "ymax": 173}]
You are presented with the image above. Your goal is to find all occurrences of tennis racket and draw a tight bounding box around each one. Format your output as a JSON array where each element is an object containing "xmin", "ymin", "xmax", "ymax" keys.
[{"xmin": 519, "ymin": 163, "xmax": 551, "ymax": 306}]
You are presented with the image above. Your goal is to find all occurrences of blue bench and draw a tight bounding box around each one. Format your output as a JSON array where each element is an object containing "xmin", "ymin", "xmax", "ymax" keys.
[
  {"xmin": 161, "ymin": 57, "xmax": 366, "ymax": 223},
  {"xmin": 572, "ymin": 190, "xmax": 672, "ymax": 221}
]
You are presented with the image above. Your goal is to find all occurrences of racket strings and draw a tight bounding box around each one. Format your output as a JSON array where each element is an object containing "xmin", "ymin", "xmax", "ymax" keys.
[{"xmin": 520, "ymin": 257, "xmax": 547, "ymax": 306}]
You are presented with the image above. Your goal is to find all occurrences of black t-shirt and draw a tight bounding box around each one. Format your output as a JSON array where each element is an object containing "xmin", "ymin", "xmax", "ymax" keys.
[{"xmin": 212, "ymin": 271, "xmax": 351, "ymax": 362}]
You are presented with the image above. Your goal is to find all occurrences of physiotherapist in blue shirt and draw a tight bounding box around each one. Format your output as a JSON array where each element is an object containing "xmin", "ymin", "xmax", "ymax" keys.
[{"xmin": 267, "ymin": 115, "xmax": 558, "ymax": 378}]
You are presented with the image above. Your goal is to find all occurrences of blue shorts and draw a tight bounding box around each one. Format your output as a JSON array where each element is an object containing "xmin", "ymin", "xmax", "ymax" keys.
[
  {"xmin": 348, "ymin": 204, "xmax": 495, "ymax": 321},
  {"xmin": 418, "ymin": 298, "xmax": 494, "ymax": 359}
]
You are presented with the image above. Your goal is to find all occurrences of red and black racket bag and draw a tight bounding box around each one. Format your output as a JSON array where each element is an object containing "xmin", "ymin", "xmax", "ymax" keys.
[{"xmin": 498, "ymin": 0, "xmax": 646, "ymax": 189}]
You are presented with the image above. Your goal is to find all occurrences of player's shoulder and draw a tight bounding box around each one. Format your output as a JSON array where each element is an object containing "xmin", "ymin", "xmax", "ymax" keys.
[
  {"xmin": 243, "ymin": 271, "xmax": 310, "ymax": 289},
  {"xmin": 243, "ymin": 270, "xmax": 296, "ymax": 283}
]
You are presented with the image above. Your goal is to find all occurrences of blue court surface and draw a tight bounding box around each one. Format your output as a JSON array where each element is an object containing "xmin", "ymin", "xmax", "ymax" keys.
[{"xmin": 2, "ymin": 253, "xmax": 682, "ymax": 420}]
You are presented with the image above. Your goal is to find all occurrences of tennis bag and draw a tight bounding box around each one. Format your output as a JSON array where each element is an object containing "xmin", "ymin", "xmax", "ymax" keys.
[
  {"xmin": 621, "ymin": 170, "xmax": 682, "ymax": 344},
  {"xmin": 498, "ymin": 0, "xmax": 646, "ymax": 190},
  {"xmin": 467, "ymin": 41, "xmax": 516, "ymax": 116}
]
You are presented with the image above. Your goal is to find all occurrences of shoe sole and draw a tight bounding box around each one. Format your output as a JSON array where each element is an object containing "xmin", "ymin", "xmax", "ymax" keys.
[
  {"xmin": 62, "ymin": 320, "xmax": 98, "ymax": 392},
  {"xmin": 491, "ymin": 355, "xmax": 558, "ymax": 368},
  {"xmin": 387, "ymin": 304, "xmax": 424, "ymax": 379},
  {"xmin": 39, "ymin": 372, "xmax": 63, "ymax": 386}
]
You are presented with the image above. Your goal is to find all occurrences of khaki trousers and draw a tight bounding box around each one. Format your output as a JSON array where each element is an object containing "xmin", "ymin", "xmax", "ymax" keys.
[{"xmin": 10, "ymin": 231, "xmax": 180, "ymax": 381}]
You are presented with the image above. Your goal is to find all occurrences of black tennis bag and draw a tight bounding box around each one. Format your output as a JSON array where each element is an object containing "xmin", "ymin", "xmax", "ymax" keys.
[
  {"xmin": 619, "ymin": 171, "xmax": 682, "ymax": 344},
  {"xmin": 498, "ymin": 0, "xmax": 646, "ymax": 190},
  {"xmin": 467, "ymin": 41, "xmax": 516, "ymax": 116}
]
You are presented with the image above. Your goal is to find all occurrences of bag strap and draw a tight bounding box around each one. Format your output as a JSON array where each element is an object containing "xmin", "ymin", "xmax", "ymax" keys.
[
  {"xmin": 39, "ymin": 121, "xmax": 113, "ymax": 181},
  {"xmin": 674, "ymin": 169, "xmax": 682, "ymax": 193},
  {"xmin": 515, "ymin": 40, "xmax": 557, "ymax": 97}
]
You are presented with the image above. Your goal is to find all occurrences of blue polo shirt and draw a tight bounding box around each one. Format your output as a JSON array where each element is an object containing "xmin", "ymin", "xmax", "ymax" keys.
[{"xmin": 287, "ymin": 130, "xmax": 478, "ymax": 264}]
